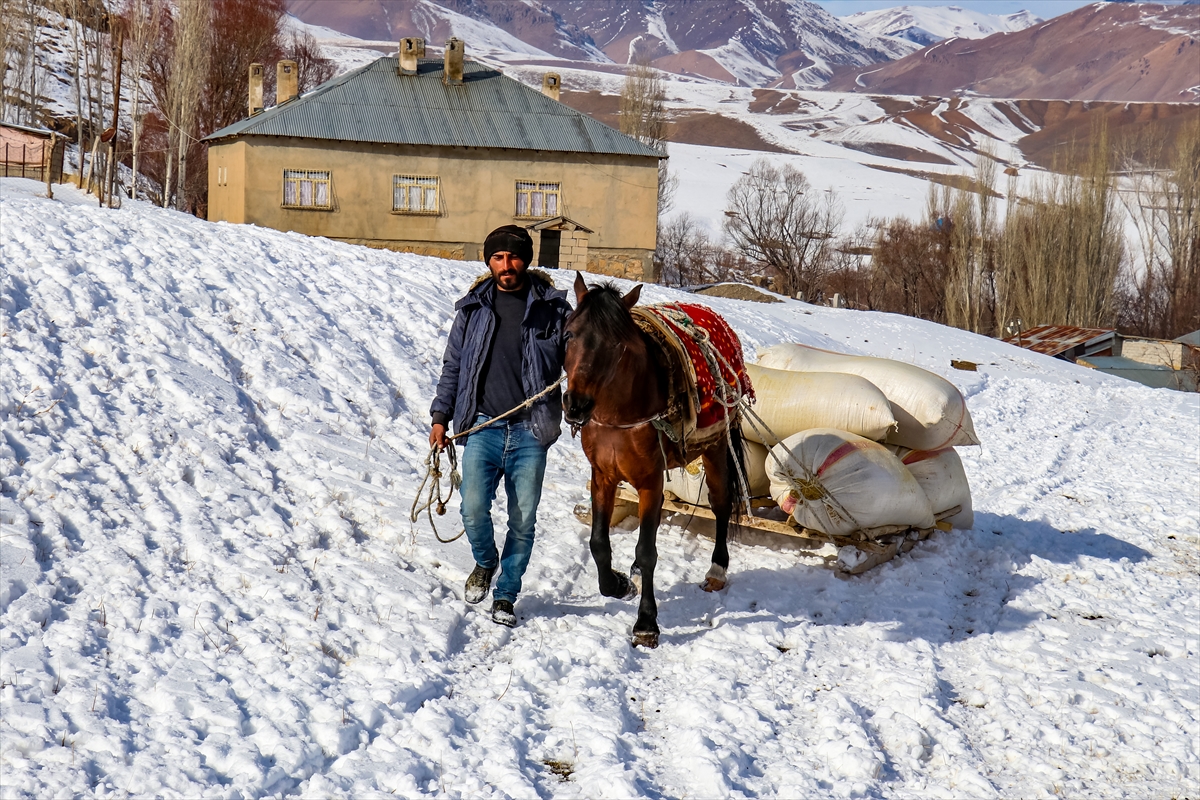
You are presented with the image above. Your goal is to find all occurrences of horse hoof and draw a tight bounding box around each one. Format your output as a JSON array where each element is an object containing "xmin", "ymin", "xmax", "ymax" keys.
[
  {"xmin": 632, "ymin": 630, "xmax": 659, "ymax": 649},
  {"xmin": 701, "ymin": 564, "xmax": 727, "ymax": 592},
  {"xmin": 603, "ymin": 572, "xmax": 638, "ymax": 600}
]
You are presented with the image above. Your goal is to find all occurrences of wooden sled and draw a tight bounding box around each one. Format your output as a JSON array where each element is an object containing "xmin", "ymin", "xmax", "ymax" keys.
[{"xmin": 573, "ymin": 484, "xmax": 958, "ymax": 576}]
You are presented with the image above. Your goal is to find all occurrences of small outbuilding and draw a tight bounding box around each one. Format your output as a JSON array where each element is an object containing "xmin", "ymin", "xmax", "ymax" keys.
[
  {"xmin": 1007, "ymin": 324, "xmax": 1199, "ymax": 392},
  {"xmin": 1003, "ymin": 325, "xmax": 1118, "ymax": 361},
  {"xmin": 203, "ymin": 39, "xmax": 663, "ymax": 280},
  {"xmin": 1, "ymin": 121, "xmax": 64, "ymax": 183}
]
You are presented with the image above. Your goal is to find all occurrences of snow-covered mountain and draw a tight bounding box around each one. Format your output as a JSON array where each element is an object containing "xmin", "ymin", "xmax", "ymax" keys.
[
  {"xmin": 285, "ymin": 0, "xmax": 919, "ymax": 88},
  {"xmin": 829, "ymin": 1, "xmax": 1200, "ymax": 102},
  {"xmin": 842, "ymin": 5, "xmax": 1042, "ymax": 47},
  {"xmin": 3, "ymin": 176, "xmax": 1197, "ymax": 797}
]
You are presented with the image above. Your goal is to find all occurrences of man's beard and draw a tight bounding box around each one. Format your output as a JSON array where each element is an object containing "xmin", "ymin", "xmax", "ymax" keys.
[{"xmin": 496, "ymin": 270, "xmax": 526, "ymax": 291}]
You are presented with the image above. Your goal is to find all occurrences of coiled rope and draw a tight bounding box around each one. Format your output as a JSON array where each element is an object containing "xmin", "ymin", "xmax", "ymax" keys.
[{"xmin": 411, "ymin": 376, "xmax": 566, "ymax": 543}]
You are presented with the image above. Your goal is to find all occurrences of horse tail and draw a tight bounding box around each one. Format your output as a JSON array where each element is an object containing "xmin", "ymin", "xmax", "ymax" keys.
[{"xmin": 726, "ymin": 413, "xmax": 748, "ymax": 524}]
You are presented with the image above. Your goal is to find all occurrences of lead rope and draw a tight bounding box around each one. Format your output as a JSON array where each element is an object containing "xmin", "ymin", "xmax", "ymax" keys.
[
  {"xmin": 736, "ymin": 398, "xmax": 865, "ymax": 534},
  {"xmin": 411, "ymin": 376, "xmax": 566, "ymax": 543}
]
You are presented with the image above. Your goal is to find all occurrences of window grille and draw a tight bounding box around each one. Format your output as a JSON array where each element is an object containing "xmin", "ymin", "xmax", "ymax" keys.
[
  {"xmin": 283, "ymin": 169, "xmax": 331, "ymax": 208},
  {"xmin": 393, "ymin": 175, "xmax": 439, "ymax": 214},
  {"xmin": 515, "ymin": 181, "xmax": 560, "ymax": 218}
]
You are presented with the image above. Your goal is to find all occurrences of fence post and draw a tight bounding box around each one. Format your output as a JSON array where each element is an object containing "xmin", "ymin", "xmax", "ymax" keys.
[{"xmin": 45, "ymin": 133, "xmax": 55, "ymax": 199}]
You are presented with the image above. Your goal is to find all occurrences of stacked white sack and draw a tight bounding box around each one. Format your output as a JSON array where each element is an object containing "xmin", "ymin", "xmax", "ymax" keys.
[
  {"xmin": 665, "ymin": 440, "xmax": 771, "ymax": 505},
  {"xmin": 767, "ymin": 429, "xmax": 935, "ymax": 537},
  {"xmin": 887, "ymin": 446, "xmax": 974, "ymax": 530},
  {"xmin": 742, "ymin": 363, "xmax": 896, "ymax": 444},
  {"xmin": 757, "ymin": 343, "xmax": 979, "ymax": 451}
]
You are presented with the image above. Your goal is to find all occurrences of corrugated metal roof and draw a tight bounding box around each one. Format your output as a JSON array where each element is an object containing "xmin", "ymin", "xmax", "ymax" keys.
[
  {"xmin": 1003, "ymin": 324, "xmax": 1116, "ymax": 357},
  {"xmin": 203, "ymin": 58, "xmax": 662, "ymax": 159}
]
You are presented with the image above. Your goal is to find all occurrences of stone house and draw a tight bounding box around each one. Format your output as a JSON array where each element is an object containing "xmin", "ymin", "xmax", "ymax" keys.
[{"xmin": 203, "ymin": 39, "xmax": 662, "ymax": 279}]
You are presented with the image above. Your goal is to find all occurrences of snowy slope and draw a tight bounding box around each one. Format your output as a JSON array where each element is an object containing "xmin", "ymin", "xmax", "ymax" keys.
[
  {"xmin": 1, "ymin": 178, "xmax": 1197, "ymax": 798},
  {"xmin": 843, "ymin": 5, "xmax": 1044, "ymax": 47}
]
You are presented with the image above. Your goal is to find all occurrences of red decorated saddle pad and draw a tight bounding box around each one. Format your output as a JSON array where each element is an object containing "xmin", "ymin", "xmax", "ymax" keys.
[{"xmin": 633, "ymin": 302, "xmax": 754, "ymax": 436}]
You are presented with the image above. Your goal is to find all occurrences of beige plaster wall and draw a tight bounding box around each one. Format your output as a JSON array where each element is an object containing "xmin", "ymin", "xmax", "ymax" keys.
[{"xmin": 207, "ymin": 137, "xmax": 659, "ymax": 271}]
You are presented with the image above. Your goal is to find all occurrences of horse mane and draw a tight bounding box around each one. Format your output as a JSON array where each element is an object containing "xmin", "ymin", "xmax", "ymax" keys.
[{"xmin": 576, "ymin": 283, "xmax": 640, "ymax": 342}]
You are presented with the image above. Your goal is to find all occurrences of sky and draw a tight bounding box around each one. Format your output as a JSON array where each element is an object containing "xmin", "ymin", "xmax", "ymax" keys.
[{"xmin": 815, "ymin": 0, "xmax": 1174, "ymax": 18}]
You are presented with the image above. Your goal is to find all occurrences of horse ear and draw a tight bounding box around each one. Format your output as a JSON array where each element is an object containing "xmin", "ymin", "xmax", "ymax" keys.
[
  {"xmin": 573, "ymin": 271, "xmax": 588, "ymax": 304},
  {"xmin": 622, "ymin": 284, "xmax": 642, "ymax": 310}
]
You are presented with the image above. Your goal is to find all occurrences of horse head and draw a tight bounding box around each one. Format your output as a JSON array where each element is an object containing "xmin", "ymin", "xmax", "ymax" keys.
[{"xmin": 563, "ymin": 272, "xmax": 642, "ymax": 429}]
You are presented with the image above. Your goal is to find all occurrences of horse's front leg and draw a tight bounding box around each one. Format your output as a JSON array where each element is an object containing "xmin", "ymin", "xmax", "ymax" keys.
[
  {"xmin": 630, "ymin": 486, "xmax": 664, "ymax": 648},
  {"xmin": 590, "ymin": 471, "xmax": 636, "ymax": 599}
]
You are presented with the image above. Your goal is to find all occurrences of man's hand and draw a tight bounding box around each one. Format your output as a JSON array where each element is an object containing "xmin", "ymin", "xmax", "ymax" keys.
[{"xmin": 430, "ymin": 423, "xmax": 448, "ymax": 450}]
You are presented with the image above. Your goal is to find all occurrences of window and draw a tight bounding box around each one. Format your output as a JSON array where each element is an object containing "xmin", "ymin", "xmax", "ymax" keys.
[
  {"xmin": 515, "ymin": 181, "xmax": 560, "ymax": 218},
  {"xmin": 393, "ymin": 174, "xmax": 439, "ymax": 214},
  {"xmin": 283, "ymin": 169, "xmax": 331, "ymax": 209},
  {"xmin": 216, "ymin": 166, "xmax": 228, "ymax": 187}
]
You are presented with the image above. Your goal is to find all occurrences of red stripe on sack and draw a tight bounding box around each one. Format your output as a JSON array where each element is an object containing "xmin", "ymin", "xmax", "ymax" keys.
[
  {"xmin": 901, "ymin": 448, "xmax": 949, "ymax": 465},
  {"xmin": 817, "ymin": 441, "xmax": 862, "ymax": 477}
]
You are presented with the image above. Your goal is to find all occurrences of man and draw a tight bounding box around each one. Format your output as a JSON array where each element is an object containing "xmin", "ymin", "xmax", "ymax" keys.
[{"xmin": 430, "ymin": 225, "xmax": 572, "ymax": 627}]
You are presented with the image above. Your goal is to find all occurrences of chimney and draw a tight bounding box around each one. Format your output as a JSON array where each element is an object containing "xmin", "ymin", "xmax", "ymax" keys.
[
  {"xmin": 443, "ymin": 38, "xmax": 464, "ymax": 86},
  {"xmin": 542, "ymin": 72, "xmax": 561, "ymax": 102},
  {"xmin": 276, "ymin": 60, "xmax": 298, "ymax": 105},
  {"xmin": 248, "ymin": 63, "xmax": 264, "ymax": 116},
  {"xmin": 398, "ymin": 37, "xmax": 425, "ymax": 75}
]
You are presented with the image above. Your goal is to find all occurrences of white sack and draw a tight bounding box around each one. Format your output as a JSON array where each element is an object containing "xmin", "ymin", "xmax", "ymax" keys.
[
  {"xmin": 887, "ymin": 446, "xmax": 974, "ymax": 530},
  {"xmin": 664, "ymin": 440, "xmax": 771, "ymax": 506},
  {"xmin": 767, "ymin": 429, "xmax": 934, "ymax": 536},
  {"xmin": 742, "ymin": 364, "xmax": 896, "ymax": 445},
  {"xmin": 757, "ymin": 343, "xmax": 980, "ymax": 450}
]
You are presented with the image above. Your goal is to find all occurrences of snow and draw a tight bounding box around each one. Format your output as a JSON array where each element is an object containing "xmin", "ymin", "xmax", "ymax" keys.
[
  {"xmin": 2, "ymin": 177, "xmax": 1198, "ymax": 798},
  {"xmin": 667, "ymin": 141, "xmax": 945, "ymax": 236},
  {"xmin": 843, "ymin": 5, "xmax": 1044, "ymax": 46}
]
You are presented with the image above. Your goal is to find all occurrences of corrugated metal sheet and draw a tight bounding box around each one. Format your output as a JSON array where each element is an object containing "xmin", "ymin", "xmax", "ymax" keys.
[
  {"xmin": 203, "ymin": 58, "xmax": 661, "ymax": 159},
  {"xmin": 1004, "ymin": 325, "xmax": 1116, "ymax": 358}
]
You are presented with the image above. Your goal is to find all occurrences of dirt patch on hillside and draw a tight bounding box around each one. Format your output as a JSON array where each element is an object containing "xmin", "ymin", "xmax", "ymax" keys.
[
  {"xmin": 1014, "ymin": 100, "xmax": 1200, "ymax": 170},
  {"xmin": 865, "ymin": 163, "xmax": 1003, "ymax": 198},
  {"xmin": 667, "ymin": 114, "xmax": 793, "ymax": 153},
  {"xmin": 749, "ymin": 89, "xmax": 812, "ymax": 115},
  {"xmin": 695, "ymin": 283, "xmax": 783, "ymax": 303},
  {"xmin": 840, "ymin": 141, "xmax": 956, "ymax": 166},
  {"xmin": 651, "ymin": 51, "xmax": 738, "ymax": 84},
  {"xmin": 557, "ymin": 91, "xmax": 795, "ymax": 154}
]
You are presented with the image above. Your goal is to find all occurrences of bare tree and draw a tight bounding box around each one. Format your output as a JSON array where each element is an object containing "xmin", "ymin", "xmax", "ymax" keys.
[
  {"xmin": 657, "ymin": 213, "xmax": 715, "ymax": 287},
  {"xmin": 1121, "ymin": 120, "xmax": 1200, "ymax": 339},
  {"xmin": 619, "ymin": 59, "xmax": 675, "ymax": 218},
  {"xmin": 2, "ymin": 0, "xmax": 50, "ymax": 126},
  {"xmin": 283, "ymin": 30, "xmax": 336, "ymax": 95},
  {"xmin": 866, "ymin": 212, "xmax": 951, "ymax": 321},
  {"xmin": 997, "ymin": 124, "xmax": 1124, "ymax": 330},
  {"xmin": 723, "ymin": 159, "xmax": 842, "ymax": 298},
  {"xmin": 118, "ymin": 0, "xmax": 165, "ymax": 200},
  {"xmin": 201, "ymin": 0, "xmax": 286, "ymax": 134},
  {"xmin": 942, "ymin": 149, "xmax": 999, "ymax": 333},
  {"xmin": 0, "ymin": 0, "xmax": 16, "ymax": 122},
  {"xmin": 161, "ymin": 0, "xmax": 210, "ymax": 209}
]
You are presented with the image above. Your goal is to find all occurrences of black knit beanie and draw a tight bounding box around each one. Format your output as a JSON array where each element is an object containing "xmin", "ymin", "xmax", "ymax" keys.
[{"xmin": 483, "ymin": 225, "xmax": 534, "ymax": 266}]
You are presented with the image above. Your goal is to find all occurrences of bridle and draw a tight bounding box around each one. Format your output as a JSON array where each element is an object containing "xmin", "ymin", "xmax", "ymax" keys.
[{"xmin": 564, "ymin": 329, "xmax": 670, "ymax": 439}]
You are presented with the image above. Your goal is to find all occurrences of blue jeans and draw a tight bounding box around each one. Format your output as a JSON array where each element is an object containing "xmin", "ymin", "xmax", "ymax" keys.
[{"xmin": 459, "ymin": 414, "xmax": 548, "ymax": 604}]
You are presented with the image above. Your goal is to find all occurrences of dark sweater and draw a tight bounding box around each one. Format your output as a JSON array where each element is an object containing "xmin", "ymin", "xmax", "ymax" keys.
[{"xmin": 477, "ymin": 283, "xmax": 531, "ymax": 421}]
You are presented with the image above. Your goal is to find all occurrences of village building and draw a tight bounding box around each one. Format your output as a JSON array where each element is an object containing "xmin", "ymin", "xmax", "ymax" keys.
[{"xmin": 203, "ymin": 39, "xmax": 662, "ymax": 279}]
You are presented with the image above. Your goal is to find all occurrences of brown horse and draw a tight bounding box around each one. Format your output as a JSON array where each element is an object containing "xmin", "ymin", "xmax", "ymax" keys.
[{"xmin": 563, "ymin": 274, "xmax": 746, "ymax": 648}]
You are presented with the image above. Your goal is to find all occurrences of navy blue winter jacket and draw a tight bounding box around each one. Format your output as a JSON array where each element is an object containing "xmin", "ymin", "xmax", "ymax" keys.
[{"xmin": 430, "ymin": 271, "xmax": 572, "ymax": 448}]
